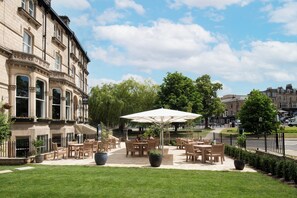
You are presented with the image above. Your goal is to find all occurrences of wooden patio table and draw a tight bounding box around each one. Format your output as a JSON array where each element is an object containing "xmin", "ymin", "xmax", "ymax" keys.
[
  {"xmin": 133, "ymin": 142, "xmax": 148, "ymax": 157},
  {"xmin": 194, "ymin": 144, "xmax": 212, "ymax": 163}
]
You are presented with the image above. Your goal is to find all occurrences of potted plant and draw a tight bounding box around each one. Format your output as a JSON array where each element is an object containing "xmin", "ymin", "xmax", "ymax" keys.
[
  {"xmin": 234, "ymin": 134, "xmax": 246, "ymax": 170},
  {"xmin": 32, "ymin": 139, "xmax": 44, "ymax": 163},
  {"xmin": 148, "ymin": 149, "xmax": 162, "ymax": 167},
  {"xmin": 94, "ymin": 123, "xmax": 110, "ymax": 165}
]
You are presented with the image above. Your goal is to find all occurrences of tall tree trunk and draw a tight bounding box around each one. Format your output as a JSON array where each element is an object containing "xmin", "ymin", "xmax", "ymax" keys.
[{"xmin": 204, "ymin": 117, "xmax": 209, "ymax": 129}]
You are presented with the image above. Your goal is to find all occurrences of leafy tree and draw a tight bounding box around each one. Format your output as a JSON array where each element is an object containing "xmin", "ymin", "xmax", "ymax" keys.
[
  {"xmin": 88, "ymin": 78, "xmax": 158, "ymax": 128},
  {"xmin": 158, "ymin": 72, "xmax": 202, "ymax": 113},
  {"xmin": 0, "ymin": 111, "xmax": 11, "ymax": 143},
  {"xmin": 239, "ymin": 90, "xmax": 278, "ymax": 134},
  {"xmin": 157, "ymin": 72, "xmax": 202, "ymax": 131},
  {"xmin": 88, "ymin": 83, "xmax": 124, "ymax": 128},
  {"xmin": 195, "ymin": 74, "xmax": 224, "ymax": 129}
]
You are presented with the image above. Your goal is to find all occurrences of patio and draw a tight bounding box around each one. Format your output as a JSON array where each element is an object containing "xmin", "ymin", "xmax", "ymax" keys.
[{"xmin": 41, "ymin": 142, "xmax": 256, "ymax": 172}]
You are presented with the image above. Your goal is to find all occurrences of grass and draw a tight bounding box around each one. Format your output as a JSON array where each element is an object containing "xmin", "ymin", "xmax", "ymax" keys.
[{"xmin": 0, "ymin": 165, "xmax": 296, "ymax": 197}]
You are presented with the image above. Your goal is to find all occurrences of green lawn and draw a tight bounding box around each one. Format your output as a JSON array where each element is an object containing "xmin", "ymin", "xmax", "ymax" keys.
[{"xmin": 0, "ymin": 165, "xmax": 296, "ymax": 197}]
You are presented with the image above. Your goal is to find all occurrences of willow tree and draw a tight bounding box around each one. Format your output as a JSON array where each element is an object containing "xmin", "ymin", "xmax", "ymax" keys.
[
  {"xmin": 88, "ymin": 78, "xmax": 159, "ymax": 128},
  {"xmin": 195, "ymin": 74, "xmax": 224, "ymax": 129}
]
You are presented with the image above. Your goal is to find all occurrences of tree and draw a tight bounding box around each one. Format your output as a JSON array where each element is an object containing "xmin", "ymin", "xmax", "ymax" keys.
[
  {"xmin": 158, "ymin": 72, "xmax": 202, "ymax": 113},
  {"xmin": 239, "ymin": 90, "xmax": 278, "ymax": 134},
  {"xmin": 88, "ymin": 83, "xmax": 124, "ymax": 128},
  {"xmin": 88, "ymin": 78, "xmax": 159, "ymax": 128},
  {"xmin": 0, "ymin": 111, "xmax": 11, "ymax": 143},
  {"xmin": 195, "ymin": 74, "xmax": 224, "ymax": 129},
  {"xmin": 157, "ymin": 72, "xmax": 202, "ymax": 131}
]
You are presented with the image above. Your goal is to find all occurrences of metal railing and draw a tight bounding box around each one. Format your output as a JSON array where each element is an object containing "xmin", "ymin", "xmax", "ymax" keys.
[{"xmin": 212, "ymin": 132, "xmax": 286, "ymax": 156}]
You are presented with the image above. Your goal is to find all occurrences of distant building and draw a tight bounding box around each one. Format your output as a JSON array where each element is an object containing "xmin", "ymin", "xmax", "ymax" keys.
[
  {"xmin": 0, "ymin": 0, "xmax": 89, "ymax": 156},
  {"xmin": 216, "ymin": 95, "xmax": 247, "ymax": 125},
  {"xmin": 262, "ymin": 84, "xmax": 297, "ymax": 115}
]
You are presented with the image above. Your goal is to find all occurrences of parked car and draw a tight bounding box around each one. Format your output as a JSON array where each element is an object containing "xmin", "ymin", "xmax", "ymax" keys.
[{"xmin": 288, "ymin": 116, "xmax": 297, "ymax": 127}]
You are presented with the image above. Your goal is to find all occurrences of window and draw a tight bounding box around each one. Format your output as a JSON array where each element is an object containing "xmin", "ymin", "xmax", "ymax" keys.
[
  {"xmin": 66, "ymin": 91, "xmax": 71, "ymax": 120},
  {"xmin": 16, "ymin": 75, "xmax": 29, "ymax": 117},
  {"xmin": 55, "ymin": 53, "xmax": 61, "ymax": 71},
  {"xmin": 23, "ymin": 31, "xmax": 32, "ymax": 53},
  {"xmin": 28, "ymin": 0, "xmax": 34, "ymax": 16},
  {"xmin": 54, "ymin": 24, "xmax": 62, "ymax": 41},
  {"xmin": 71, "ymin": 65, "xmax": 75, "ymax": 77},
  {"xmin": 36, "ymin": 80, "xmax": 45, "ymax": 118},
  {"xmin": 52, "ymin": 89, "xmax": 61, "ymax": 119},
  {"xmin": 21, "ymin": 0, "xmax": 35, "ymax": 17}
]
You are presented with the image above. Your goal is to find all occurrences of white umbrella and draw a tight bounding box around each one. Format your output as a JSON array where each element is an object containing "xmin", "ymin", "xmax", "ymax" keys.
[{"xmin": 121, "ymin": 108, "xmax": 201, "ymax": 155}]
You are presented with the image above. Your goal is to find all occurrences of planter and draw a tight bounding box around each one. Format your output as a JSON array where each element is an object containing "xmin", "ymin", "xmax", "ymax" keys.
[
  {"xmin": 149, "ymin": 154, "xmax": 163, "ymax": 167},
  {"xmin": 234, "ymin": 159, "xmax": 245, "ymax": 170},
  {"xmin": 35, "ymin": 155, "xmax": 44, "ymax": 163},
  {"xmin": 95, "ymin": 152, "xmax": 108, "ymax": 165}
]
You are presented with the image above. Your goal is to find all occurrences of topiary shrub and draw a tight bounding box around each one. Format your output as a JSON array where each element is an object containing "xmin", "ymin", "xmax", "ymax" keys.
[
  {"xmin": 269, "ymin": 157, "xmax": 277, "ymax": 176},
  {"xmin": 276, "ymin": 161, "xmax": 284, "ymax": 178},
  {"xmin": 283, "ymin": 160, "xmax": 292, "ymax": 181},
  {"xmin": 260, "ymin": 155, "xmax": 270, "ymax": 173}
]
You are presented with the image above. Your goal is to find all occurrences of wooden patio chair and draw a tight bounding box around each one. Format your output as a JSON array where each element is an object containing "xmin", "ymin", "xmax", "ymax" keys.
[
  {"xmin": 52, "ymin": 142, "xmax": 67, "ymax": 160},
  {"xmin": 125, "ymin": 141, "xmax": 139, "ymax": 157},
  {"xmin": 93, "ymin": 141, "xmax": 98, "ymax": 153},
  {"xmin": 144, "ymin": 140, "xmax": 156, "ymax": 155},
  {"xmin": 98, "ymin": 141, "xmax": 109, "ymax": 152},
  {"xmin": 176, "ymin": 138, "xmax": 184, "ymax": 149},
  {"xmin": 205, "ymin": 144, "xmax": 224, "ymax": 164},
  {"xmin": 78, "ymin": 142, "xmax": 94, "ymax": 159},
  {"xmin": 184, "ymin": 143, "xmax": 201, "ymax": 162}
]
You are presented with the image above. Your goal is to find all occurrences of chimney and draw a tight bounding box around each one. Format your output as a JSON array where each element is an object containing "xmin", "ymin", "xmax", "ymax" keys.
[
  {"xmin": 44, "ymin": 0, "xmax": 51, "ymax": 6},
  {"xmin": 60, "ymin": 16, "xmax": 70, "ymax": 26}
]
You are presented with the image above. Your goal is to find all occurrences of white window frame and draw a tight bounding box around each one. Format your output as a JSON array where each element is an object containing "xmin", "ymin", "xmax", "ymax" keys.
[
  {"xmin": 66, "ymin": 91, "xmax": 71, "ymax": 120},
  {"xmin": 52, "ymin": 88, "xmax": 61, "ymax": 119},
  {"xmin": 55, "ymin": 53, "xmax": 61, "ymax": 71},
  {"xmin": 16, "ymin": 75, "xmax": 30, "ymax": 117},
  {"xmin": 23, "ymin": 31, "xmax": 32, "ymax": 53},
  {"xmin": 36, "ymin": 80, "xmax": 45, "ymax": 118},
  {"xmin": 54, "ymin": 24, "xmax": 62, "ymax": 41}
]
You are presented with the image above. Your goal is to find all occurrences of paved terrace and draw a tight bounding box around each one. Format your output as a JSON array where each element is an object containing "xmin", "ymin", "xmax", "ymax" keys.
[{"xmin": 41, "ymin": 142, "xmax": 256, "ymax": 172}]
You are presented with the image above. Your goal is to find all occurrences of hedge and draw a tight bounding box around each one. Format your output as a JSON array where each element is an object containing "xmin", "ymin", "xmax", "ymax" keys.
[{"xmin": 225, "ymin": 145, "xmax": 297, "ymax": 184}]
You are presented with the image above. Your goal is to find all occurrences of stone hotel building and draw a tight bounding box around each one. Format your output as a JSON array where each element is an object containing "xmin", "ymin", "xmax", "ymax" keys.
[{"xmin": 0, "ymin": 0, "xmax": 90, "ymax": 156}]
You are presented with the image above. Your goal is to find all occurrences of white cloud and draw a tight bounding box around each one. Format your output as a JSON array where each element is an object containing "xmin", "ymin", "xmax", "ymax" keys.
[
  {"xmin": 204, "ymin": 10, "xmax": 224, "ymax": 22},
  {"xmin": 115, "ymin": 0, "xmax": 145, "ymax": 15},
  {"xmin": 72, "ymin": 14, "xmax": 91, "ymax": 26},
  {"xmin": 169, "ymin": 0, "xmax": 253, "ymax": 10},
  {"xmin": 91, "ymin": 20, "xmax": 297, "ymax": 84},
  {"xmin": 179, "ymin": 12, "xmax": 194, "ymax": 24},
  {"xmin": 266, "ymin": 1, "xmax": 297, "ymax": 35},
  {"xmin": 96, "ymin": 9, "xmax": 124, "ymax": 25},
  {"xmin": 52, "ymin": 0, "xmax": 90, "ymax": 10},
  {"xmin": 88, "ymin": 74, "xmax": 154, "ymax": 88}
]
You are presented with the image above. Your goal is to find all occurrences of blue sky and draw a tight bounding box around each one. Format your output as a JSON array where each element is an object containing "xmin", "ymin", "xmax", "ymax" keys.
[{"xmin": 52, "ymin": 0, "xmax": 297, "ymax": 96}]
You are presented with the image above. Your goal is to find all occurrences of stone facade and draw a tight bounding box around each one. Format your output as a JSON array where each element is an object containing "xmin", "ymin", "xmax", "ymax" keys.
[
  {"xmin": 0, "ymin": 0, "xmax": 89, "ymax": 156},
  {"xmin": 217, "ymin": 95, "xmax": 247, "ymax": 125},
  {"xmin": 262, "ymin": 84, "xmax": 297, "ymax": 115}
]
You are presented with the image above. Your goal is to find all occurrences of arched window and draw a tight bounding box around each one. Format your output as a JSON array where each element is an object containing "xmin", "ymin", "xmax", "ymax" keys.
[
  {"xmin": 66, "ymin": 91, "xmax": 71, "ymax": 120},
  {"xmin": 36, "ymin": 80, "xmax": 45, "ymax": 118},
  {"xmin": 52, "ymin": 89, "xmax": 61, "ymax": 119},
  {"xmin": 16, "ymin": 75, "xmax": 29, "ymax": 117}
]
